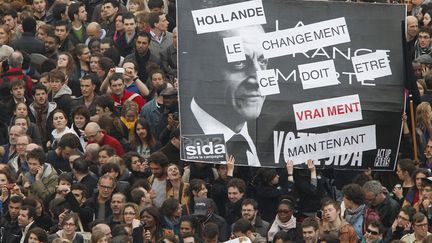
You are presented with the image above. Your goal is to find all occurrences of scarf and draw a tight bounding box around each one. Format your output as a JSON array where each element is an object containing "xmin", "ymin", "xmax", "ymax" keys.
[
  {"xmin": 415, "ymin": 41, "xmax": 432, "ymax": 59},
  {"xmin": 33, "ymin": 101, "xmax": 48, "ymax": 141},
  {"xmin": 268, "ymin": 215, "xmax": 296, "ymax": 241},
  {"xmin": 120, "ymin": 116, "xmax": 137, "ymax": 133},
  {"xmin": 345, "ymin": 204, "xmax": 365, "ymax": 225}
]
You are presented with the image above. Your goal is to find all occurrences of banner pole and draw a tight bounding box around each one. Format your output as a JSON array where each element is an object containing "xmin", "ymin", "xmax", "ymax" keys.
[{"xmin": 409, "ymin": 95, "xmax": 418, "ymax": 162}]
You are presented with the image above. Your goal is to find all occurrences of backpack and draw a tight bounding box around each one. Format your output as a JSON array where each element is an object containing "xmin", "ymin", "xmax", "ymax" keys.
[{"xmin": 362, "ymin": 207, "xmax": 380, "ymax": 234}]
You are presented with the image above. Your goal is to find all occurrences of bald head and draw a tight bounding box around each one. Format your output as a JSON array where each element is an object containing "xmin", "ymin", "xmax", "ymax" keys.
[
  {"xmin": 87, "ymin": 22, "xmax": 102, "ymax": 40},
  {"xmin": 85, "ymin": 122, "xmax": 103, "ymax": 143},
  {"xmin": 26, "ymin": 143, "xmax": 40, "ymax": 152},
  {"xmin": 407, "ymin": 16, "xmax": 419, "ymax": 41}
]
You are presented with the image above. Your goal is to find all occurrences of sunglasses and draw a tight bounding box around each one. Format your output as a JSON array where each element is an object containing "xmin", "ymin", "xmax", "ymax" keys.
[{"xmin": 366, "ymin": 228, "xmax": 379, "ymax": 236}]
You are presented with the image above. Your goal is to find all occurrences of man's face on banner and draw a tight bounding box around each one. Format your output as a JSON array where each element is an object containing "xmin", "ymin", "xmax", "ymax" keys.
[{"xmin": 213, "ymin": 26, "xmax": 268, "ymax": 121}]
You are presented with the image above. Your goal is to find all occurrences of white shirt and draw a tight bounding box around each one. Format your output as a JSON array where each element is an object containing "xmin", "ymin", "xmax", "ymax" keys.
[{"xmin": 190, "ymin": 98, "xmax": 260, "ymax": 166}]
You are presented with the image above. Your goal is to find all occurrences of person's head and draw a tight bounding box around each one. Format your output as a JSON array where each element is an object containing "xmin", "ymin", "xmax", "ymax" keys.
[
  {"xmin": 140, "ymin": 206, "xmax": 161, "ymax": 229},
  {"xmin": 362, "ymin": 180, "xmax": 385, "ymax": 206},
  {"xmin": 57, "ymin": 52, "xmax": 76, "ymax": 74},
  {"xmin": 321, "ymin": 199, "xmax": 341, "ymax": 223},
  {"xmin": 101, "ymin": 162, "xmax": 121, "ymax": 179},
  {"xmin": 0, "ymin": 169, "xmax": 13, "ymax": 187},
  {"xmin": 58, "ymin": 133, "xmax": 80, "ymax": 160},
  {"xmin": 8, "ymin": 125, "xmax": 25, "ymax": 146},
  {"xmin": 418, "ymin": 79, "xmax": 427, "ymax": 96},
  {"xmin": 122, "ymin": 12, "xmax": 136, "ymax": 35},
  {"xmin": 87, "ymin": 22, "xmax": 103, "ymax": 41},
  {"xmin": 31, "ymin": 83, "xmax": 48, "ymax": 105},
  {"xmin": 302, "ymin": 217, "xmax": 320, "ymax": 243},
  {"xmin": 342, "ymin": 183, "xmax": 364, "ymax": 209},
  {"xmin": 9, "ymin": 79, "xmax": 25, "ymax": 99},
  {"xmin": 52, "ymin": 109, "xmax": 68, "ymax": 130},
  {"xmin": 32, "ymin": 0, "xmax": 47, "ymax": 13},
  {"xmin": 147, "ymin": 152, "xmax": 168, "ymax": 178},
  {"xmin": 363, "ymin": 220, "xmax": 384, "ymax": 243},
  {"xmin": 91, "ymin": 229, "xmax": 108, "ymax": 243},
  {"xmin": 407, "ymin": 16, "xmax": 419, "ymax": 40},
  {"xmin": 98, "ymin": 145, "xmax": 116, "ymax": 166},
  {"xmin": 413, "ymin": 212, "xmax": 429, "ymax": 239},
  {"xmin": 9, "ymin": 195, "xmax": 23, "ymax": 219},
  {"xmin": 189, "ymin": 179, "xmax": 208, "ymax": 199},
  {"xmin": 85, "ymin": 122, "xmax": 104, "ymax": 143},
  {"xmin": 136, "ymin": 11, "xmax": 150, "ymax": 32},
  {"xmin": 54, "ymin": 20, "xmax": 70, "ymax": 42},
  {"xmin": 97, "ymin": 174, "xmax": 116, "ymax": 200},
  {"xmin": 37, "ymin": 24, "xmax": 54, "ymax": 42},
  {"xmin": 110, "ymin": 192, "xmax": 126, "ymax": 215},
  {"xmin": 277, "ymin": 198, "xmax": 295, "ymax": 223},
  {"xmin": 68, "ymin": 2, "xmax": 87, "ymax": 23},
  {"xmin": 397, "ymin": 159, "xmax": 417, "ymax": 181},
  {"xmin": 75, "ymin": 43, "xmax": 91, "ymax": 64},
  {"xmin": 52, "ymin": 3, "xmax": 68, "ymax": 21},
  {"xmin": 241, "ymin": 199, "xmax": 258, "ymax": 222},
  {"xmin": 122, "ymin": 59, "xmax": 138, "ymax": 79},
  {"xmin": 49, "ymin": 69, "xmax": 66, "ymax": 93},
  {"xmin": 72, "ymin": 106, "xmax": 90, "ymax": 130},
  {"xmin": 128, "ymin": 0, "xmax": 145, "ymax": 13},
  {"xmin": 232, "ymin": 218, "xmax": 255, "ymax": 239},
  {"xmin": 419, "ymin": 27, "xmax": 432, "ymax": 49},
  {"xmin": 135, "ymin": 31, "xmax": 151, "ymax": 55},
  {"xmin": 202, "ymin": 222, "xmax": 219, "ymax": 243},
  {"xmin": 123, "ymin": 151, "xmax": 144, "ymax": 173},
  {"xmin": 0, "ymin": 24, "xmax": 12, "ymax": 45},
  {"xmin": 27, "ymin": 147, "xmax": 46, "ymax": 175},
  {"xmin": 179, "ymin": 216, "xmax": 198, "ymax": 237},
  {"xmin": 22, "ymin": 17, "xmax": 37, "ymax": 34},
  {"xmin": 227, "ymin": 178, "xmax": 246, "ymax": 203},
  {"xmin": 160, "ymin": 198, "xmax": 182, "ymax": 219},
  {"xmin": 102, "ymin": 0, "xmax": 120, "ymax": 19},
  {"xmin": 121, "ymin": 100, "xmax": 138, "ymax": 122},
  {"xmin": 149, "ymin": 69, "xmax": 165, "ymax": 90},
  {"xmin": 26, "ymin": 227, "xmax": 48, "ymax": 243},
  {"xmin": 18, "ymin": 205, "xmax": 36, "ymax": 228},
  {"xmin": 121, "ymin": 202, "xmax": 139, "ymax": 225},
  {"xmin": 187, "ymin": 24, "xmax": 268, "ymax": 126},
  {"xmin": 132, "ymin": 118, "xmax": 155, "ymax": 148},
  {"xmin": 396, "ymin": 206, "xmax": 416, "ymax": 229},
  {"xmin": 44, "ymin": 33, "xmax": 60, "ymax": 54},
  {"xmin": 3, "ymin": 10, "xmax": 18, "ymax": 30},
  {"xmin": 8, "ymin": 51, "xmax": 23, "ymax": 68},
  {"xmin": 70, "ymin": 183, "xmax": 88, "ymax": 205},
  {"xmin": 414, "ymin": 168, "xmax": 432, "ymax": 190},
  {"xmin": 180, "ymin": 232, "xmax": 197, "ymax": 243},
  {"xmin": 61, "ymin": 212, "xmax": 79, "ymax": 236},
  {"xmin": 109, "ymin": 73, "xmax": 125, "ymax": 96},
  {"xmin": 95, "ymin": 95, "xmax": 115, "ymax": 115},
  {"xmin": 15, "ymin": 101, "xmax": 28, "ymax": 117},
  {"xmin": 16, "ymin": 134, "xmax": 31, "ymax": 156},
  {"xmin": 149, "ymin": 12, "xmax": 168, "ymax": 32},
  {"xmin": 166, "ymin": 163, "xmax": 182, "ymax": 181}
]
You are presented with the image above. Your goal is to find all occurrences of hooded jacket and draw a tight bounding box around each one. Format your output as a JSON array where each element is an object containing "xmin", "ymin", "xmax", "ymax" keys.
[
  {"xmin": 22, "ymin": 163, "xmax": 58, "ymax": 201},
  {"xmin": 49, "ymin": 84, "xmax": 72, "ymax": 118}
]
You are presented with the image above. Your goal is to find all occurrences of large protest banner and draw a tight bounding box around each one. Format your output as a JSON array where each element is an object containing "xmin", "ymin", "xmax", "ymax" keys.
[{"xmin": 178, "ymin": 0, "xmax": 406, "ymax": 171}]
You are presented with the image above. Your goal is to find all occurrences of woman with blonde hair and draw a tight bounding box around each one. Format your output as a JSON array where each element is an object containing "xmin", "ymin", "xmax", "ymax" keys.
[{"xmin": 415, "ymin": 102, "xmax": 432, "ymax": 142}]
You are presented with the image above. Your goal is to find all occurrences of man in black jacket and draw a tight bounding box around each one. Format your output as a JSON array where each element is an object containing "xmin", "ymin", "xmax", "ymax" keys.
[
  {"xmin": 0, "ymin": 196, "xmax": 23, "ymax": 243},
  {"xmin": 11, "ymin": 17, "xmax": 45, "ymax": 55}
]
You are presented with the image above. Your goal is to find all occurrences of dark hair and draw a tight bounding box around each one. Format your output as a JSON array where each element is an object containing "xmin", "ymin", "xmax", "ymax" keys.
[
  {"xmin": 160, "ymin": 198, "xmax": 180, "ymax": 218},
  {"xmin": 272, "ymin": 231, "xmax": 291, "ymax": 243},
  {"xmin": 80, "ymin": 73, "xmax": 99, "ymax": 86},
  {"xmin": 46, "ymin": 33, "xmax": 60, "ymax": 44},
  {"xmin": 419, "ymin": 26, "xmax": 432, "ymax": 36},
  {"xmin": 99, "ymin": 145, "xmax": 117, "ymax": 157},
  {"xmin": 52, "ymin": 6, "xmax": 68, "ymax": 23},
  {"xmin": 202, "ymin": 222, "xmax": 219, "ymax": 239},
  {"xmin": 279, "ymin": 198, "xmax": 295, "ymax": 211},
  {"xmin": 148, "ymin": 12, "xmax": 163, "ymax": 28},
  {"xmin": 31, "ymin": 82, "xmax": 48, "ymax": 96},
  {"xmin": 302, "ymin": 217, "xmax": 319, "ymax": 231},
  {"xmin": 70, "ymin": 183, "xmax": 89, "ymax": 198},
  {"xmin": 73, "ymin": 158, "xmax": 89, "ymax": 174},
  {"xmin": 122, "ymin": 12, "xmax": 136, "ymax": 23},
  {"xmin": 227, "ymin": 178, "xmax": 246, "ymax": 194},
  {"xmin": 26, "ymin": 147, "xmax": 46, "ymax": 164},
  {"xmin": 367, "ymin": 220, "xmax": 384, "ymax": 234},
  {"xmin": 147, "ymin": 152, "xmax": 168, "ymax": 167},
  {"xmin": 413, "ymin": 212, "xmax": 427, "ymax": 224},
  {"xmin": 98, "ymin": 57, "xmax": 115, "ymax": 74},
  {"xmin": 123, "ymin": 151, "xmax": 143, "ymax": 171},
  {"xmin": 147, "ymin": 0, "xmax": 164, "ymax": 10},
  {"xmin": 232, "ymin": 218, "xmax": 254, "ymax": 233},
  {"xmin": 255, "ymin": 168, "xmax": 277, "ymax": 186},
  {"xmin": 10, "ymin": 195, "xmax": 23, "ymax": 204},
  {"xmin": 241, "ymin": 198, "xmax": 258, "ymax": 210},
  {"xmin": 179, "ymin": 216, "xmax": 199, "ymax": 236},
  {"xmin": 103, "ymin": 0, "xmax": 120, "ymax": 8},
  {"xmin": 398, "ymin": 159, "xmax": 417, "ymax": 178},
  {"xmin": 141, "ymin": 206, "xmax": 162, "ymax": 229},
  {"xmin": 9, "ymin": 78, "xmax": 25, "ymax": 90},
  {"xmin": 58, "ymin": 133, "xmax": 80, "ymax": 149},
  {"xmin": 101, "ymin": 162, "xmax": 121, "ymax": 178},
  {"xmin": 72, "ymin": 106, "xmax": 90, "ymax": 123},
  {"xmin": 22, "ymin": 17, "xmax": 37, "ymax": 33},
  {"xmin": 136, "ymin": 31, "xmax": 151, "ymax": 43},
  {"xmin": 130, "ymin": 118, "xmax": 157, "ymax": 149},
  {"xmin": 341, "ymin": 183, "xmax": 364, "ymax": 206},
  {"xmin": 67, "ymin": 2, "xmax": 84, "ymax": 21},
  {"xmin": 58, "ymin": 173, "xmax": 73, "ymax": 185},
  {"xmin": 94, "ymin": 94, "xmax": 115, "ymax": 112},
  {"xmin": 49, "ymin": 69, "xmax": 66, "ymax": 82},
  {"xmin": 321, "ymin": 198, "xmax": 341, "ymax": 212},
  {"xmin": 25, "ymin": 227, "xmax": 48, "ymax": 243},
  {"xmin": 21, "ymin": 205, "xmax": 37, "ymax": 220}
]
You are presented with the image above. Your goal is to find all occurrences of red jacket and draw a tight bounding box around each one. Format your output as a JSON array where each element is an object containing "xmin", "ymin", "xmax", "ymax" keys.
[
  {"xmin": 0, "ymin": 67, "xmax": 33, "ymax": 96},
  {"xmin": 99, "ymin": 131, "xmax": 125, "ymax": 156},
  {"xmin": 112, "ymin": 90, "xmax": 145, "ymax": 111}
]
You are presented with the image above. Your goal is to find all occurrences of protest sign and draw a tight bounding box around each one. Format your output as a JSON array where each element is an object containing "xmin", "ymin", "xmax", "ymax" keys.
[{"xmin": 178, "ymin": 0, "xmax": 405, "ymax": 170}]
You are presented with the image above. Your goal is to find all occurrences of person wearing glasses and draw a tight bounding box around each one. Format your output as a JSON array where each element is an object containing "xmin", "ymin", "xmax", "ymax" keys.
[
  {"xmin": 361, "ymin": 220, "xmax": 384, "ymax": 243},
  {"xmin": 84, "ymin": 122, "xmax": 124, "ymax": 156},
  {"xmin": 401, "ymin": 212, "xmax": 431, "ymax": 242},
  {"xmin": 267, "ymin": 198, "xmax": 301, "ymax": 242},
  {"xmin": 385, "ymin": 206, "xmax": 416, "ymax": 242},
  {"xmin": 86, "ymin": 174, "xmax": 116, "ymax": 220}
]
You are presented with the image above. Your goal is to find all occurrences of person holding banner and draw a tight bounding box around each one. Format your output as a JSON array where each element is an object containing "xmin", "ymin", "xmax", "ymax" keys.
[{"xmin": 183, "ymin": 14, "xmax": 268, "ymax": 167}]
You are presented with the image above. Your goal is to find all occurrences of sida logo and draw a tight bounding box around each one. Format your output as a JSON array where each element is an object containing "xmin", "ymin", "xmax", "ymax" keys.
[{"xmin": 182, "ymin": 134, "xmax": 226, "ymax": 161}]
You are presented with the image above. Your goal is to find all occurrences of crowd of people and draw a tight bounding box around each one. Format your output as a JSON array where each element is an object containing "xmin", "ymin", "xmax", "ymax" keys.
[{"xmin": 0, "ymin": 0, "xmax": 430, "ymax": 243}]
